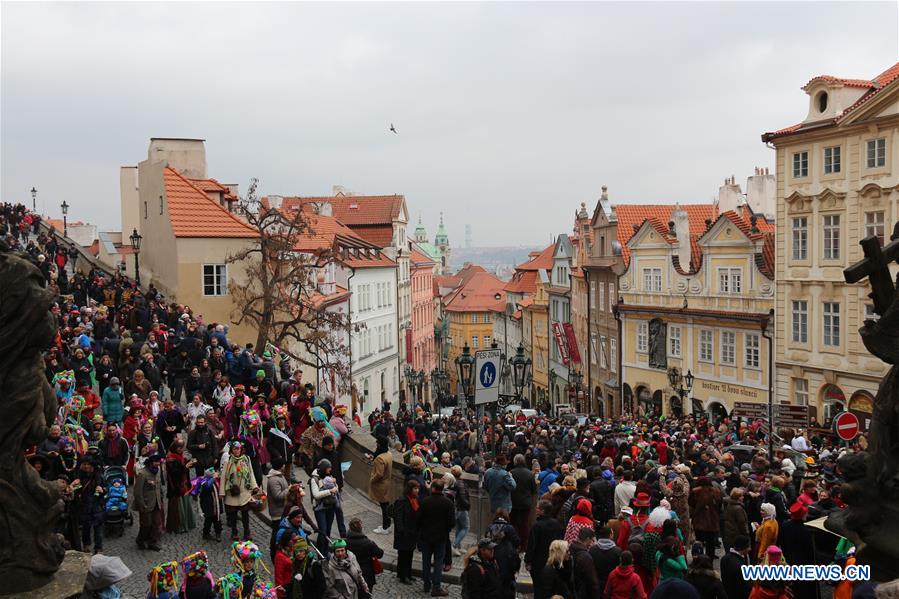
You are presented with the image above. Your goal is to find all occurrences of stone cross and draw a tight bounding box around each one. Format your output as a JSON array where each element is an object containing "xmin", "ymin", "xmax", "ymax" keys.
[{"xmin": 844, "ymin": 222, "xmax": 899, "ymax": 316}]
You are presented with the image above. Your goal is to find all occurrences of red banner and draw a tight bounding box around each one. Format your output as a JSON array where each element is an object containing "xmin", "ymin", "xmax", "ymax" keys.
[
  {"xmin": 406, "ymin": 328, "xmax": 413, "ymax": 364},
  {"xmin": 563, "ymin": 322, "xmax": 581, "ymax": 364},
  {"xmin": 551, "ymin": 322, "xmax": 570, "ymax": 366}
]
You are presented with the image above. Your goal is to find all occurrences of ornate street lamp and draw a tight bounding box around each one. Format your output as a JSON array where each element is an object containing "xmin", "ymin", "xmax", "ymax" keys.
[
  {"xmin": 60, "ymin": 200, "xmax": 69, "ymax": 237},
  {"xmin": 31, "ymin": 187, "xmax": 37, "ymax": 213},
  {"xmin": 129, "ymin": 228, "xmax": 142, "ymax": 287},
  {"xmin": 455, "ymin": 343, "xmax": 475, "ymax": 402},
  {"xmin": 509, "ymin": 343, "xmax": 531, "ymax": 400}
]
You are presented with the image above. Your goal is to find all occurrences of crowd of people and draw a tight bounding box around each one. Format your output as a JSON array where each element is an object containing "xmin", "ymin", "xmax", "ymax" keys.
[
  {"xmin": 1, "ymin": 202, "xmax": 872, "ymax": 599},
  {"xmin": 362, "ymin": 403, "xmax": 868, "ymax": 599}
]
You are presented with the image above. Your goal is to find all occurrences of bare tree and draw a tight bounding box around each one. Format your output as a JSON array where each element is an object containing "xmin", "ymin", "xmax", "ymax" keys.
[{"xmin": 227, "ymin": 178, "xmax": 351, "ymax": 381}]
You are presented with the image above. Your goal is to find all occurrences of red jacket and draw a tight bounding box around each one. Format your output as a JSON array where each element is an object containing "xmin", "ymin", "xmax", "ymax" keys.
[
  {"xmin": 274, "ymin": 550, "xmax": 293, "ymax": 599},
  {"xmin": 604, "ymin": 564, "xmax": 646, "ymax": 599}
]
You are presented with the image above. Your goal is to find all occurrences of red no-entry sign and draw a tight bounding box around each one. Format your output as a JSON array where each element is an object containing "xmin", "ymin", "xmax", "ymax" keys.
[{"xmin": 833, "ymin": 411, "xmax": 860, "ymax": 441}]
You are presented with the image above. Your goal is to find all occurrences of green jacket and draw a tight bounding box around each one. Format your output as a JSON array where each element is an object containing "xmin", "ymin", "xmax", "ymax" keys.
[{"xmin": 656, "ymin": 551, "xmax": 687, "ymax": 581}]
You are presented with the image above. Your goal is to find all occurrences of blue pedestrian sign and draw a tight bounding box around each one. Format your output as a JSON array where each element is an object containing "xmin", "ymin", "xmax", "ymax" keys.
[{"xmin": 474, "ymin": 349, "xmax": 501, "ymax": 405}]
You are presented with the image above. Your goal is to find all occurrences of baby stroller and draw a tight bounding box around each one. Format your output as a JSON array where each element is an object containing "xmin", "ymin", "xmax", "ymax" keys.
[{"xmin": 103, "ymin": 466, "xmax": 133, "ymax": 537}]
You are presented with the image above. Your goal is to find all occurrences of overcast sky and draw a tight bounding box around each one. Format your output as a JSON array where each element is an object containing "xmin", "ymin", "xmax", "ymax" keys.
[{"xmin": 2, "ymin": 2, "xmax": 897, "ymax": 246}]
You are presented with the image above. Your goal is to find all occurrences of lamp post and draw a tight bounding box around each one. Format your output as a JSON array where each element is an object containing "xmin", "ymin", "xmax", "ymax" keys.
[
  {"xmin": 667, "ymin": 366, "xmax": 694, "ymax": 418},
  {"xmin": 404, "ymin": 365, "xmax": 418, "ymax": 413},
  {"xmin": 129, "ymin": 228, "xmax": 142, "ymax": 287},
  {"xmin": 548, "ymin": 368, "xmax": 557, "ymax": 414},
  {"xmin": 60, "ymin": 200, "xmax": 69, "ymax": 237},
  {"xmin": 455, "ymin": 343, "xmax": 475, "ymax": 405},
  {"xmin": 31, "ymin": 187, "xmax": 37, "ymax": 213},
  {"xmin": 570, "ymin": 369, "xmax": 584, "ymax": 412},
  {"xmin": 510, "ymin": 343, "xmax": 532, "ymax": 401},
  {"xmin": 761, "ymin": 308, "xmax": 775, "ymax": 458}
]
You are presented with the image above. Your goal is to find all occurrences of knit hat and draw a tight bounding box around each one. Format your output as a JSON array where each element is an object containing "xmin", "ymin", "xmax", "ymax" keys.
[
  {"xmin": 317, "ymin": 458, "xmax": 332, "ymax": 472},
  {"xmin": 576, "ymin": 498, "xmax": 592, "ymax": 516},
  {"xmin": 732, "ymin": 535, "xmax": 751, "ymax": 551},
  {"xmin": 650, "ymin": 578, "xmax": 701, "ymax": 599},
  {"xmin": 255, "ymin": 369, "xmax": 266, "ymax": 378},
  {"xmin": 109, "ymin": 377, "xmax": 120, "ymax": 385}
]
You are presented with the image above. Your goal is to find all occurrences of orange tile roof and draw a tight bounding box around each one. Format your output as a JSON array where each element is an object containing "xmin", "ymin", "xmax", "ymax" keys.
[
  {"xmin": 279, "ymin": 195, "xmax": 405, "ymax": 226},
  {"xmin": 504, "ymin": 269, "xmax": 538, "ymax": 294},
  {"xmin": 189, "ymin": 178, "xmax": 230, "ymax": 193},
  {"xmin": 309, "ymin": 287, "xmax": 351, "ymax": 310},
  {"xmin": 349, "ymin": 225, "xmax": 393, "ymax": 248},
  {"xmin": 614, "ymin": 204, "xmax": 717, "ymax": 267},
  {"xmin": 410, "ymin": 249, "xmax": 435, "ymax": 265},
  {"xmin": 444, "ymin": 271, "xmax": 506, "ymax": 313},
  {"xmin": 764, "ymin": 61, "xmax": 899, "ymax": 141},
  {"xmin": 516, "ymin": 243, "xmax": 554, "ymax": 271},
  {"xmin": 281, "ymin": 205, "xmax": 395, "ymax": 269},
  {"xmin": 164, "ymin": 168, "xmax": 257, "ymax": 238}
]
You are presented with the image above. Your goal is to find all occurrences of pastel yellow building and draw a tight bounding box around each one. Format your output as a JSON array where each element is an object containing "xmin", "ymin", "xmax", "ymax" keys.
[
  {"xmin": 617, "ymin": 194, "xmax": 775, "ymax": 421},
  {"xmin": 762, "ymin": 61, "xmax": 899, "ymax": 431}
]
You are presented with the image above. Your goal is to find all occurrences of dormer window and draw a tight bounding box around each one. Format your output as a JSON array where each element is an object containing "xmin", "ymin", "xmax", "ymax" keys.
[{"xmin": 816, "ymin": 90, "xmax": 828, "ymax": 113}]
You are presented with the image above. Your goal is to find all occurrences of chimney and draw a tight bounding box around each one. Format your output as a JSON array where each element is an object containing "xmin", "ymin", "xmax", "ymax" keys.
[
  {"xmin": 746, "ymin": 168, "xmax": 776, "ymax": 220},
  {"xmin": 672, "ymin": 206, "xmax": 691, "ymax": 268},
  {"xmin": 268, "ymin": 195, "xmax": 284, "ymax": 210},
  {"xmin": 315, "ymin": 202, "xmax": 333, "ymax": 217},
  {"xmin": 717, "ymin": 176, "xmax": 743, "ymax": 213}
]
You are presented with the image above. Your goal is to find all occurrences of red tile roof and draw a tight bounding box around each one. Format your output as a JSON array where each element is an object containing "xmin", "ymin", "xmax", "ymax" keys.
[
  {"xmin": 614, "ymin": 204, "xmax": 717, "ymax": 267},
  {"xmin": 764, "ymin": 61, "xmax": 899, "ymax": 141},
  {"xmin": 349, "ymin": 225, "xmax": 394, "ymax": 248},
  {"xmin": 516, "ymin": 243, "xmax": 554, "ymax": 271},
  {"xmin": 504, "ymin": 269, "xmax": 539, "ymax": 294},
  {"xmin": 164, "ymin": 168, "xmax": 257, "ymax": 238},
  {"xmin": 274, "ymin": 195, "xmax": 405, "ymax": 249},
  {"xmin": 444, "ymin": 271, "xmax": 506, "ymax": 313},
  {"xmin": 281, "ymin": 205, "xmax": 395, "ymax": 269},
  {"xmin": 410, "ymin": 249, "xmax": 435, "ymax": 265}
]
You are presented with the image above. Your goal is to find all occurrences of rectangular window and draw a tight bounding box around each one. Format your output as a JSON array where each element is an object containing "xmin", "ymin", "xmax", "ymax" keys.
[
  {"xmin": 794, "ymin": 379, "xmax": 808, "ymax": 406},
  {"xmin": 823, "ymin": 302, "xmax": 840, "ymax": 347},
  {"xmin": 823, "ymin": 214, "xmax": 840, "ymax": 260},
  {"xmin": 792, "ymin": 300, "xmax": 808, "ymax": 343},
  {"xmin": 600, "ymin": 335, "xmax": 607, "ymax": 368},
  {"xmin": 484, "ymin": 335, "xmax": 491, "ymax": 347},
  {"xmin": 699, "ymin": 329, "xmax": 713, "ymax": 362},
  {"xmin": 472, "ymin": 335, "xmax": 479, "ymax": 348},
  {"xmin": 793, "ymin": 151, "xmax": 808, "ymax": 178},
  {"xmin": 792, "ymin": 217, "xmax": 808, "ymax": 260},
  {"xmin": 865, "ymin": 211, "xmax": 885, "ymax": 246},
  {"xmin": 610, "ymin": 338, "xmax": 617, "ymax": 373},
  {"xmin": 745, "ymin": 333, "xmax": 760, "ymax": 369},
  {"xmin": 590, "ymin": 333, "xmax": 597, "ymax": 364},
  {"xmin": 599, "ymin": 284, "xmax": 605, "ymax": 313},
  {"xmin": 718, "ymin": 268, "xmax": 742, "ymax": 294},
  {"xmin": 643, "ymin": 268, "xmax": 662, "ymax": 292},
  {"xmin": 865, "ymin": 304, "xmax": 881, "ymax": 322},
  {"xmin": 637, "ymin": 322, "xmax": 648, "ymax": 353},
  {"xmin": 471, "ymin": 313, "xmax": 478, "ymax": 323},
  {"xmin": 610, "ymin": 282, "xmax": 615, "ymax": 311},
  {"xmin": 591, "ymin": 281, "xmax": 596, "ymax": 308},
  {"xmin": 202, "ymin": 264, "xmax": 227, "ymax": 296},
  {"xmin": 867, "ymin": 138, "xmax": 886, "ymax": 168},
  {"xmin": 721, "ymin": 331, "xmax": 735, "ymax": 365},
  {"xmin": 669, "ymin": 325, "xmax": 681, "ymax": 358},
  {"xmin": 824, "ymin": 146, "xmax": 841, "ymax": 174}
]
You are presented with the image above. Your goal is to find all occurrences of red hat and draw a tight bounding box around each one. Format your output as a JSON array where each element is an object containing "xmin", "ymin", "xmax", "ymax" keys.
[
  {"xmin": 789, "ymin": 502, "xmax": 808, "ymax": 521},
  {"xmin": 633, "ymin": 492, "xmax": 651, "ymax": 507},
  {"xmin": 576, "ymin": 498, "xmax": 593, "ymax": 516}
]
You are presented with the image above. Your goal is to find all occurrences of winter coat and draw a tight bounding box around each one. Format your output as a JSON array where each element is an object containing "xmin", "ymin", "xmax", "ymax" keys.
[
  {"xmin": 455, "ymin": 476, "xmax": 472, "ymax": 511},
  {"xmin": 510, "ymin": 465, "xmax": 538, "ymax": 510},
  {"xmin": 604, "ymin": 564, "xmax": 646, "ymax": 599},
  {"xmin": 656, "ymin": 552, "xmax": 688, "ymax": 581},
  {"xmin": 689, "ymin": 485, "xmax": 722, "ymax": 533},
  {"xmin": 484, "ymin": 465, "xmax": 516, "ymax": 513},
  {"xmin": 187, "ymin": 426, "xmax": 219, "ymax": 470},
  {"xmin": 368, "ymin": 451, "xmax": 393, "ymax": 504},
  {"xmin": 571, "ymin": 541, "xmax": 601, "ymax": 599},
  {"xmin": 536, "ymin": 562, "xmax": 572, "ymax": 599},
  {"xmin": 322, "ymin": 552, "xmax": 368, "ymax": 599},
  {"xmin": 416, "ymin": 491, "xmax": 455, "ymax": 545},
  {"xmin": 755, "ymin": 519, "xmax": 779, "ymax": 560},
  {"xmin": 100, "ymin": 386, "xmax": 124, "ymax": 424},
  {"xmin": 778, "ymin": 520, "xmax": 818, "ymax": 599},
  {"xmin": 590, "ymin": 538, "xmax": 623, "ymax": 592},
  {"xmin": 764, "ymin": 488, "xmax": 789, "ymax": 524},
  {"xmin": 219, "ymin": 454, "xmax": 258, "ymax": 508},
  {"xmin": 463, "ymin": 554, "xmax": 501, "ymax": 599},
  {"xmin": 664, "ymin": 477, "xmax": 693, "ymax": 542},
  {"xmin": 344, "ymin": 530, "xmax": 384, "ymax": 590},
  {"xmin": 722, "ymin": 496, "xmax": 750, "ymax": 549},
  {"xmin": 686, "ymin": 568, "xmax": 728, "ymax": 599},
  {"xmin": 392, "ymin": 496, "xmax": 419, "ymax": 551},
  {"xmin": 590, "ymin": 478, "xmax": 617, "ymax": 522},
  {"xmin": 525, "ymin": 514, "xmax": 565, "ymax": 586},
  {"xmin": 264, "ymin": 470, "xmax": 290, "ymax": 521},
  {"xmin": 721, "ymin": 551, "xmax": 751, "ymax": 599},
  {"xmin": 132, "ymin": 466, "xmax": 163, "ymax": 512}
]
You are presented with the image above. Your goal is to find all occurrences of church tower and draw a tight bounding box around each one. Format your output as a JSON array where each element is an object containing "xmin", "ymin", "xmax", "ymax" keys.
[
  {"xmin": 434, "ymin": 212, "xmax": 451, "ymax": 274},
  {"xmin": 414, "ymin": 214, "xmax": 428, "ymax": 243}
]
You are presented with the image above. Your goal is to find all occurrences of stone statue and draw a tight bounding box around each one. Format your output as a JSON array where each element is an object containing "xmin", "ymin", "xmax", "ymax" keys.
[
  {"xmin": 828, "ymin": 226, "xmax": 899, "ymax": 581},
  {"xmin": 0, "ymin": 243, "xmax": 66, "ymax": 593},
  {"xmin": 648, "ymin": 318, "xmax": 667, "ymax": 370}
]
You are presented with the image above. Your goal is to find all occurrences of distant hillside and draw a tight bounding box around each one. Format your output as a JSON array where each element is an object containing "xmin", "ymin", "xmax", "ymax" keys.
[{"xmin": 449, "ymin": 246, "xmax": 542, "ymax": 279}]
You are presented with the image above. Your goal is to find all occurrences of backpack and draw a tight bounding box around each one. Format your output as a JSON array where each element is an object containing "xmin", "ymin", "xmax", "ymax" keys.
[
  {"xmin": 460, "ymin": 562, "xmax": 485, "ymax": 598},
  {"xmin": 485, "ymin": 521, "xmax": 508, "ymax": 547},
  {"xmin": 627, "ymin": 516, "xmax": 646, "ymax": 544}
]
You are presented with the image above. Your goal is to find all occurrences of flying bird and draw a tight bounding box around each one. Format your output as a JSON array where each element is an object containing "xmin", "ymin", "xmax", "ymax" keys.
[{"xmin": 389, "ymin": 123, "xmax": 397, "ymax": 134}]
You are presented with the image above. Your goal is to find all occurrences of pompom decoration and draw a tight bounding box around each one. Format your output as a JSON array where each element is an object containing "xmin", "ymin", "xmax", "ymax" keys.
[
  {"xmin": 147, "ymin": 561, "xmax": 179, "ymax": 597},
  {"xmin": 215, "ymin": 573, "xmax": 244, "ymax": 599},
  {"xmin": 230, "ymin": 541, "xmax": 269, "ymax": 575},
  {"xmin": 250, "ymin": 580, "xmax": 278, "ymax": 599}
]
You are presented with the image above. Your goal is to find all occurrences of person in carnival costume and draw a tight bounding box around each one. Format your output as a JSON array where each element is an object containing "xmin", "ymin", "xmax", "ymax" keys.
[
  {"xmin": 191, "ymin": 466, "xmax": 223, "ymax": 541},
  {"xmin": 180, "ymin": 550, "xmax": 216, "ymax": 599},
  {"xmin": 214, "ymin": 573, "xmax": 244, "ymax": 599},
  {"xmin": 231, "ymin": 540, "xmax": 270, "ymax": 596},
  {"xmin": 238, "ymin": 409, "xmax": 266, "ymax": 483},
  {"xmin": 220, "ymin": 440, "xmax": 260, "ymax": 541},
  {"xmin": 146, "ymin": 561, "xmax": 180, "ymax": 599},
  {"xmin": 298, "ymin": 407, "xmax": 334, "ymax": 475}
]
